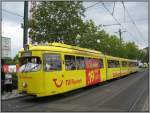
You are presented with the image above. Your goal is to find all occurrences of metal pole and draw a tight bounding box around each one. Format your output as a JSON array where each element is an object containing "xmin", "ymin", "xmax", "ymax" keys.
[
  {"xmin": 0, "ymin": 1, "xmax": 2, "ymax": 60},
  {"xmin": 23, "ymin": 1, "xmax": 28, "ymax": 48},
  {"xmin": 119, "ymin": 28, "xmax": 122, "ymax": 45}
]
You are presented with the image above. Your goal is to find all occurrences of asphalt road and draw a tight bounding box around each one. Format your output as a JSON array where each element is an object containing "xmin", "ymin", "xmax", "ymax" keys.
[{"xmin": 1, "ymin": 69, "xmax": 149, "ymax": 112}]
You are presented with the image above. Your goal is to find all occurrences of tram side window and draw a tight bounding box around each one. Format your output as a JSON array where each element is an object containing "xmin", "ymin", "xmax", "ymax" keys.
[
  {"xmin": 85, "ymin": 58, "xmax": 93, "ymax": 69},
  {"xmin": 44, "ymin": 54, "xmax": 62, "ymax": 71},
  {"xmin": 108, "ymin": 60, "xmax": 120, "ymax": 68},
  {"xmin": 65, "ymin": 55, "xmax": 76, "ymax": 70},
  {"xmin": 108, "ymin": 60, "xmax": 113, "ymax": 68},
  {"xmin": 76, "ymin": 56, "xmax": 85, "ymax": 70},
  {"xmin": 129, "ymin": 62, "xmax": 132, "ymax": 67},
  {"xmin": 115, "ymin": 61, "xmax": 120, "ymax": 67},
  {"xmin": 129, "ymin": 62, "xmax": 136, "ymax": 67},
  {"xmin": 136, "ymin": 62, "xmax": 139, "ymax": 66},
  {"xmin": 122, "ymin": 61, "xmax": 128, "ymax": 67},
  {"xmin": 100, "ymin": 59, "xmax": 104, "ymax": 68},
  {"xmin": 93, "ymin": 58, "xmax": 100, "ymax": 69},
  {"xmin": 132, "ymin": 62, "xmax": 138, "ymax": 67},
  {"xmin": 135, "ymin": 62, "xmax": 138, "ymax": 66}
]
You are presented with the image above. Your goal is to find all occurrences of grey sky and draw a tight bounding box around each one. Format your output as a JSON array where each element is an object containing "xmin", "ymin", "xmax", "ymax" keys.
[{"xmin": 2, "ymin": 2, "xmax": 148, "ymax": 58}]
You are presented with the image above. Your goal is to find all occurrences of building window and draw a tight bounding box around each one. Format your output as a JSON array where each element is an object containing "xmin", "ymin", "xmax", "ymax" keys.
[
  {"xmin": 44, "ymin": 54, "xmax": 61, "ymax": 71},
  {"xmin": 65, "ymin": 55, "xmax": 76, "ymax": 70}
]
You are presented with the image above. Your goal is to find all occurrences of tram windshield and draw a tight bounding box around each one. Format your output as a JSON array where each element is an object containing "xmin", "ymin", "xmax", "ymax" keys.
[{"xmin": 19, "ymin": 57, "xmax": 41, "ymax": 72}]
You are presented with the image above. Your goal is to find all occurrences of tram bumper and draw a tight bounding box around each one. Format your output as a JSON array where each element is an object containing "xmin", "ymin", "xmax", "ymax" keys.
[{"xmin": 18, "ymin": 72, "xmax": 45, "ymax": 96}]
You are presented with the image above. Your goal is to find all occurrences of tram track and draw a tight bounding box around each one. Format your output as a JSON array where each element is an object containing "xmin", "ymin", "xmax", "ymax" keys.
[
  {"xmin": 95, "ymin": 70, "xmax": 148, "ymax": 111},
  {"xmin": 129, "ymin": 86, "xmax": 147, "ymax": 111},
  {"xmin": 52, "ymin": 70, "xmax": 145, "ymax": 105},
  {"xmin": 2, "ymin": 69, "xmax": 148, "ymax": 112}
]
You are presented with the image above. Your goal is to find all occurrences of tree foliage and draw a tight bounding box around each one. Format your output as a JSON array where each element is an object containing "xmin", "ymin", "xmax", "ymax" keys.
[
  {"xmin": 29, "ymin": 1, "xmax": 85, "ymax": 45},
  {"xmin": 27, "ymin": 1, "xmax": 148, "ymax": 61}
]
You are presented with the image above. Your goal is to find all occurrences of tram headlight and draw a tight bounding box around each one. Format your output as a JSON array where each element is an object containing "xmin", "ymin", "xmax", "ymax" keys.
[{"xmin": 22, "ymin": 82, "xmax": 27, "ymax": 88}]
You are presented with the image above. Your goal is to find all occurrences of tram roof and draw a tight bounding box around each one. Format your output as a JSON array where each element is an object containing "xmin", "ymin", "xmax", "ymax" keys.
[
  {"xmin": 19, "ymin": 43, "xmax": 104, "ymax": 57},
  {"xmin": 106, "ymin": 55, "xmax": 137, "ymax": 62},
  {"xmin": 105, "ymin": 55, "xmax": 120, "ymax": 60}
]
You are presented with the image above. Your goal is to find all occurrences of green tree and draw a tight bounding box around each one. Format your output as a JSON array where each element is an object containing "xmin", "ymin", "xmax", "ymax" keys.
[
  {"xmin": 124, "ymin": 42, "xmax": 139, "ymax": 59},
  {"xmin": 107, "ymin": 35, "xmax": 121, "ymax": 57},
  {"xmin": 2, "ymin": 58, "xmax": 14, "ymax": 65},
  {"xmin": 29, "ymin": 1, "xmax": 85, "ymax": 45},
  {"xmin": 138, "ymin": 47, "xmax": 149, "ymax": 63},
  {"xmin": 13, "ymin": 54, "xmax": 19, "ymax": 64},
  {"xmin": 78, "ymin": 20, "xmax": 101, "ymax": 49},
  {"xmin": 27, "ymin": 1, "xmax": 142, "ymax": 60}
]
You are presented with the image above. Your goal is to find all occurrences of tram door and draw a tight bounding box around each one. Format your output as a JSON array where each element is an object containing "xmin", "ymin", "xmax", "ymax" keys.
[
  {"xmin": 63, "ymin": 55, "xmax": 82, "ymax": 92},
  {"xmin": 99, "ymin": 57, "xmax": 107, "ymax": 82},
  {"xmin": 63, "ymin": 54, "xmax": 78, "ymax": 91},
  {"xmin": 44, "ymin": 53, "xmax": 64, "ymax": 94}
]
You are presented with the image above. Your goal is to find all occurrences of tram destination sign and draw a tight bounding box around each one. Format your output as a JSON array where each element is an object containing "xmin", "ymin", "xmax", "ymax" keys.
[{"xmin": 21, "ymin": 51, "xmax": 32, "ymax": 57}]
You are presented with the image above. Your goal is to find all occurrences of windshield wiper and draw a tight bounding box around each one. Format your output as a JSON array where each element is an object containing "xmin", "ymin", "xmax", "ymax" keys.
[
  {"xmin": 26, "ymin": 64, "xmax": 40, "ymax": 72},
  {"xmin": 22, "ymin": 63, "xmax": 28, "ymax": 72}
]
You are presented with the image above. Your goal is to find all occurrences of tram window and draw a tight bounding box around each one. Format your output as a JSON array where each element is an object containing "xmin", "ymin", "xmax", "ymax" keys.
[
  {"xmin": 135, "ymin": 62, "xmax": 138, "ymax": 66},
  {"xmin": 129, "ymin": 62, "xmax": 132, "ymax": 67},
  {"xmin": 115, "ymin": 61, "xmax": 120, "ymax": 67},
  {"xmin": 65, "ymin": 55, "xmax": 76, "ymax": 70},
  {"xmin": 44, "ymin": 54, "xmax": 61, "ymax": 71},
  {"xmin": 108, "ymin": 60, "xmax": 114, "ymax": 68},
  {"xmin": 122, "ymin": 61, "xmax": 128, "ymax": 67},
  {"xmin": 19, "ymin": 57, "xmax": 41, "ymax": 72},
  {"xmin": 100, "ymin": 59, "xmax": 104, "ymax": 68},
  {"xmin": 132, "ymin": 62, "xmax": 138, "ymax": 67},
  {"xmin": 85, "ymin": 58, "xmax": 93, "ymax": 69},
  {"xmin": 93, "ymin": 58, "xmax": 100, "ymax": 68},
  {"xmin": 108, "ymin": 60, "xmax": 120, "ymax": 68},
  {"xmin": 129, "ymin": 62, "xmax": 136, "ymax": 67},
  {"xmin": 76, "ymin": 56, "xmax": 85, "ymax": 70}
]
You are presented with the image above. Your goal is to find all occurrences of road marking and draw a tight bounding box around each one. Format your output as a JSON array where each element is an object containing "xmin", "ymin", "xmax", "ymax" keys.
[
  {"xmin": 129, "ymin": 82, "xmax": 147, "ymax": 111},
  {"xmin": 142, "ymin": 94, "xmax": 149, "ymax": 111}
]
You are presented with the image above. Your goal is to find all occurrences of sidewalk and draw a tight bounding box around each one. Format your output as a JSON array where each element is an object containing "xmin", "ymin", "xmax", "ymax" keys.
[{"xmin": 1, "ymin": 89, "xmax": 25, "ymax": 100}]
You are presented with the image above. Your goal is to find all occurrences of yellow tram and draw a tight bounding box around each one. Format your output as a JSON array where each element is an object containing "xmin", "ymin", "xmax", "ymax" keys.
[{"xmin": 17, "ymin": 43, "xmax": 139, "ymax": 97}]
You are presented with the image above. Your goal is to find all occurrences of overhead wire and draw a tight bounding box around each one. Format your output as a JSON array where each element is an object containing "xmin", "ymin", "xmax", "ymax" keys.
[
  {"xmin": 101, "ymin": 2, "xmax": 121, "ymax": 26},
  {"xmin": 2, "ymin": 2, "xmax": 147, "ymax": 47},
  {"xmin": 102, "ymin": 18, "xmax": 148, "ymax": 27},
  {"xmin": 122, "ymin": 2, "xmax": 147, "ymax": 45},
  {"xmin": 2, "ymin": 9, "xmax": 23, "ymax": 18},
  {"xmin": 84, "ymin": 2, "xmax": 101, "ymax": 10},
  {"xmin": 101, "ymin": 2, "xmax": 143, "ymax": 46},
  {"xmin": 112, "ymin": 2, "xmax": 115, "ymax": 16}
]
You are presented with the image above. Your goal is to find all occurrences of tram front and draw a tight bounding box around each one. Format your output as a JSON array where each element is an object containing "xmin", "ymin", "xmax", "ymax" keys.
[{"xmin": 17, "ymin": 45, "xmax": 45, "ymax": 97}]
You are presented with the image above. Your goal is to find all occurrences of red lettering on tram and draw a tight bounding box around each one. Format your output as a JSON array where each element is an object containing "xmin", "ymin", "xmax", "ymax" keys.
[{"xmin": 85, "ymin": 59, "xmax": 101, "ymax": 86}]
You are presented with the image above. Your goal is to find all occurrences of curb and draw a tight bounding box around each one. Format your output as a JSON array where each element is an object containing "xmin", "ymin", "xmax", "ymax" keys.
[{"xmin": 2, "ymin": 94, "xmax": 26, "ymax": 101}]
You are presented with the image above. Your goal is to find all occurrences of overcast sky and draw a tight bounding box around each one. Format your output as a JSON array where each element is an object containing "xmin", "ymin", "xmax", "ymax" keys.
[{"xmin": 2, "ymin": 2, "xmax": 148, "ymax": 58}]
